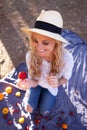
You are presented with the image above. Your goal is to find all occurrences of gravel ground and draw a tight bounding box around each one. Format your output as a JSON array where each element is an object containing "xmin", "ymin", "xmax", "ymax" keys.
[{"xmin": 0, "ymin": 0, "xmax": 87, "ymax": 78}]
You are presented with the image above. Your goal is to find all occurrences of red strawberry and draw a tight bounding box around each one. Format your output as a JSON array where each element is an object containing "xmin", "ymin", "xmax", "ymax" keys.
[
  {"xmin": 42, "ymin": 126, "xmax": 45, "ymax": 130},
  {"xmin": 34, "ymin": 128, "xmax": 38, "ymax": 130},
  {"xmin": 69, "ymin": 111, "xmax": 74, "ymax": 116},
  {"xmin": 25, "ymin": 126, "xmax": 30, "ymax": 130},
  {"xmin": 18, "ymin": 71, "xmax": 27, "ymax": 79},
  {"xmin": 3, "ymin": 114, "xmax": 8, "ymax": 119},
  {"xmin": 7, "ymin": 120, "xmax": 13, "ymax": 125},
  {"xmin": 34, "ymin": 119, "xmax": 41, "ymax": 125}
]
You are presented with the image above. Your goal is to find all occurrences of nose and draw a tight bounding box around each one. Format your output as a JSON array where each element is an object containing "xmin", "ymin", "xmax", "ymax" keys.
[{"xmin": 37, "ymin": 43, "xmax": 43, "ymax": 50}]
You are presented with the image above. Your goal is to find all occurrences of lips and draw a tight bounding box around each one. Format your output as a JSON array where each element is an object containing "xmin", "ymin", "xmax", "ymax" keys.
[
  {"xmin": 38, "ymin": 49, "xmax": 46, "ymax": 56},
  {"xmin": 39, "ymin": 49, "xmax": 46, "ymax": 52}
]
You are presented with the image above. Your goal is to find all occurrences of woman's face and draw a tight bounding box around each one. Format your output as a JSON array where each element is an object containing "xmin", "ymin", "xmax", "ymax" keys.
[{"xmin": 31, "ymin": 32, "xmax": 56, "ymax": 61}]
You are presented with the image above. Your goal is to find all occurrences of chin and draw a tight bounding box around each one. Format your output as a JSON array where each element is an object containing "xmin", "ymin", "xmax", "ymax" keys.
[{"xmin": 39, "ymin": 54, "xmax": 46, "ymax": 57}]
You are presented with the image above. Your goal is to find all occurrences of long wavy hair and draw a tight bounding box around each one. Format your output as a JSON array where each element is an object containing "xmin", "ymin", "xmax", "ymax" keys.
[{"xmin": 28, "ymin": 34, "xmax": 64, "ymax": 79}]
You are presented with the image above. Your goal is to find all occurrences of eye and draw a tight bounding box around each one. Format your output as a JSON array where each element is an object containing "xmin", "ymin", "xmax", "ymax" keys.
[
  {"xmin": 31, "ymin": 37, "xmax": 38, "ymax": 43},
  {"xmin": 33, "ymin": 39, "xmax": 38, "ymax": 43},
  {"xmin": 43, "ymin": 41, "xmax": 50, "ymax": 45}
]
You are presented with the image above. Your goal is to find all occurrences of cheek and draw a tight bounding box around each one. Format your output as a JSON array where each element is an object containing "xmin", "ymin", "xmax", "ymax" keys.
[
  {"xmin": 33, "ymin": 43, "xmax": 38, "ymax": 48},
  {"xmin": 49, "ymin": 45, "xmax": 55, "ymax": 51}
]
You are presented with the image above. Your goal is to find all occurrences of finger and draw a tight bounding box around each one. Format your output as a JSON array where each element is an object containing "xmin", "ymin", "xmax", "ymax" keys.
[
  {"xmin": 50, "ymin": 73, "xmax": 54, "ymax": 76},
  {"xmin": 48, "ymin": 80, "xmax": 58, "ymax": 85},
  {"xmin": 48, "ymin": 78, "xmax": 58, "ymax": 83},
  {"xmin": 48, "ymin": 80, "xmax": 57, "ymax": 85},
  {"xmin": 16, "ymin": 80, "xmax": 23, "ymax": 87},
  {"xmin": 48, "ymin": 82, "xmax": 58, "ymax": 86},
  {"xmin": 48, "ymin": 75, "xmax": 57, "ymax": 80},
  {"xmin": 47, "ymin": 73, "xmax": 55, "ymax": 79}
]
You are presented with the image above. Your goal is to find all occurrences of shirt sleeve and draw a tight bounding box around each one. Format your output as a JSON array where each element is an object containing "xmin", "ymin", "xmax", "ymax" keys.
[
  {"xmin": 26, "ymin": 52, "xmax": 31, "ymax": 70},
  {"xmin": 26, "ymin": 52, "xmax": 31, "ymax": 78},
  {"xmin": 61, "ymin": 50, "xmax": 74, "ymax": 80}
]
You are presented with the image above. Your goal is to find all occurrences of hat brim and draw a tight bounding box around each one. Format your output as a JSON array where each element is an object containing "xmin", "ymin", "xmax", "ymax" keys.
[{"xmin": 21, "ymin": 28, "xmax": 69, "ymax": 44}]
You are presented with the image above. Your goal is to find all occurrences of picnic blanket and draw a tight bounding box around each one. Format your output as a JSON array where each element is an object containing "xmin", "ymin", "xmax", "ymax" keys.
[{"xmin": 0, "ymin": 30, "xmax": 87, "ymax": 130}]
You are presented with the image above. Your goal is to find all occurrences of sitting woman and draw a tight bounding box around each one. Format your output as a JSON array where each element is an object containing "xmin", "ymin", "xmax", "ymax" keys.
[{"xmin": 17, "ymin": 10, "xmax": 74, "ymax": 115}]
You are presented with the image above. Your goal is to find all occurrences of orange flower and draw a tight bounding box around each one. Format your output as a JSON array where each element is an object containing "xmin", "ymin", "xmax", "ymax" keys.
[
  {"xmin": 0, "ymin": 93, "xmax": 4, "ymax": 101},
  {"xmin": 5, "ymin": 86, "xmax": 12, "ymax": 94},
  {"xmin": 62, "ymin": 123, "xmax": 68, "ymax": 129},
  {"xmin": 2, "ymin": 107, "xmax": 9, "ymax": 115}
]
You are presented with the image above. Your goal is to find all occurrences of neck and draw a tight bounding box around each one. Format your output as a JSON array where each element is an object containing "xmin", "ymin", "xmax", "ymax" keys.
[{"xmin": 44, "ymin": 55, "xmax": 53, "ymax": 62}]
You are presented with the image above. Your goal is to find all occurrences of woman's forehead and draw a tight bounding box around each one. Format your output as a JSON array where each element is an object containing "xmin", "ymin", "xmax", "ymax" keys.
[{"xmin": 31, "ymin": 32, "xmax": 56, "ymax": 41}]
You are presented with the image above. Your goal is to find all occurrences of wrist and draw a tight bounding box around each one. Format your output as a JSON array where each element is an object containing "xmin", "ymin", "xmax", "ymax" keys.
[
  {"xmin": 58, "ymin": 77, "xmax": 67, "ymax": 87},
  {"xmin": 58, "ymin": 79, "xmax": 61, "ymax": 86}
]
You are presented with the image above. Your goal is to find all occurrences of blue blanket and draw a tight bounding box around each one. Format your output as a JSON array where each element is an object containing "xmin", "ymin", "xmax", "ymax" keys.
[{"xmin": 0, "ymin": 30, "xmax": 87, "ymax": 130}]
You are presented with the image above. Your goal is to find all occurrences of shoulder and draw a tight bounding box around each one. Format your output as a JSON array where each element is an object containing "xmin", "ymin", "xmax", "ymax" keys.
[
  {"xmin": 62, "ymin": 49, "xmax": 74, "ymax": 71},
  {"xmin": 26, "ymin": 51, "xmax": 31, "ymax": 59},
  {"xmin": 26, "ymin": 51, "xmax": 31, "ymax": 69},
  {"xmin": 62, "ymin": 49, "xmax": 73, "ymax": 63},
  {"xmin": 60, "ymin": 49, "xmax": 74, "ymax": 80}
]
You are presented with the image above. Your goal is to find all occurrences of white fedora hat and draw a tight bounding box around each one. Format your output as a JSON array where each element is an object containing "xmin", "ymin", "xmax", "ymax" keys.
[{"xmin": 21, "ymin": 10, "xmax": 69, "ymax": 44}]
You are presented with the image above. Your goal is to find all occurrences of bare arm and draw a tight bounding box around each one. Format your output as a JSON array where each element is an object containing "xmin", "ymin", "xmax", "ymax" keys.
[{"xmin": 17, "ymin": 78, "xmax": 38, "ymax": 90}]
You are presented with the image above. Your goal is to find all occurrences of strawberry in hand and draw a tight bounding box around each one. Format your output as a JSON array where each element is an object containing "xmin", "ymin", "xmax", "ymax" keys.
[
  {"xmin": 17, "ymin": 71, "xmax": 38, "ymax": 90},
  {"xmin": 16, "ymin": 71, "xmax": 28, "ymax": 90},
  {"xmin": 18, "ymin": 71, "xmax": 27, "ymax": 80}
]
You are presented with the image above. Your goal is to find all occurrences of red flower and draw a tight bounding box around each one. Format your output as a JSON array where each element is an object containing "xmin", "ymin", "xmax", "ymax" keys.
[{"xmin": 18, "ymin": 71, "xmax": 27, "ymax": 79}]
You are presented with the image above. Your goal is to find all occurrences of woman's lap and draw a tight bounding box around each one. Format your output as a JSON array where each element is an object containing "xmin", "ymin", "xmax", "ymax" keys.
[
  {"xmin": 27, "ymin": 85, "xmax": 56, "ymax": 114},
  {"xmin": 38, "ymin": 88, "xmax": 56, "ymax": 114},
  {"xmin": 27, "ymin": 85, "xmax": 42, "ymax": 109}
]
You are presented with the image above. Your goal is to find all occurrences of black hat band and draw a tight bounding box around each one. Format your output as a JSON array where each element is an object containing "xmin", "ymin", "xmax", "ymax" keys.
[{"xmin": 34, "ymin": 21, "xmax": 62, "ymax": 35}]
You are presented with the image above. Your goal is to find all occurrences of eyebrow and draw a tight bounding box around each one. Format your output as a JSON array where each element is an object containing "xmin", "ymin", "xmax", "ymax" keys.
[
  {"xmin": 31, "ymin": 35, "xmax": 36, "ymax": 40},
  {"xmin": 32, "ymin": 35, "xmax": 52, "ymax": 41},
  {"xmin": 43, "ymin": 39, "xmax": 51, "ymax": 42}
]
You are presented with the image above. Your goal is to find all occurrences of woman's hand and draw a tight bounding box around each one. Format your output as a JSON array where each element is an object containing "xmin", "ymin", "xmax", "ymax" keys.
[
  {"xmin": 47, "ymin": 73, "xmax": 59, "ymax": 88},
  {"xmin": 16, "ymin": 78, "xmax": 38, "ymax": 90},
  {"xmin": 47, "ymin": 73, "xmax": 67, "ymax": 88}
]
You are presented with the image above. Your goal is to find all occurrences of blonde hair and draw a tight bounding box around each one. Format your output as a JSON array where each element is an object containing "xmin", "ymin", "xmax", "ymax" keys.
[{"xmin": 28, "ymin": 36, "xmax": 64, "ymax": 79}]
